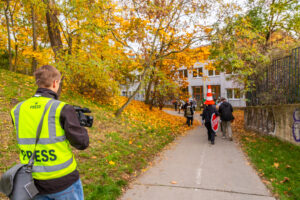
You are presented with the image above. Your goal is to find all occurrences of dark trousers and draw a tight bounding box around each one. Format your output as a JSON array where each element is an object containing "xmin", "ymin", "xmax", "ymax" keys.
[
  {"xmin": 187, "ymin": 117, "xmax": 193, "ymax": 126},
  {"xmin": 205, "ymin": 122, "xmax": 215, "ymax": 142}
]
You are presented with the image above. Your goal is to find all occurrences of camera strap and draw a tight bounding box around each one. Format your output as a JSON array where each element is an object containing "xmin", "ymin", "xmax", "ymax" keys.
[{"xmin": 26, "ymin": 99, "xmax": 55, "ymax": 172}]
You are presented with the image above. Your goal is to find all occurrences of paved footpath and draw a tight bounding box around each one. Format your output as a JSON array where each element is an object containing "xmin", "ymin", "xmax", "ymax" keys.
[{"xmin": 121, "ymin": 110, "xmax": 275, "ymax": 200}]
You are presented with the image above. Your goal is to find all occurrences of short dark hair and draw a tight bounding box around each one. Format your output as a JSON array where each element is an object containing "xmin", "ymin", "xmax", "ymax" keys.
[{"xmin": 34, "ymin": 65, "xmax": 61, "ymax": 88}]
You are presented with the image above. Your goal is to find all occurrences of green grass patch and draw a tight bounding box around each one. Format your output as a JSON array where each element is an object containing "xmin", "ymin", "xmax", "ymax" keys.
[{"xmin": 240, "ymin": 133, "xmax": 300, "ymax": 200}]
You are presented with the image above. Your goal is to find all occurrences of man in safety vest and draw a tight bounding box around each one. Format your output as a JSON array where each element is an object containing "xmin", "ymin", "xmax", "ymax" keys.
[{"xmin": 11, "ymin": 65, "xmax": 89, "ymax": 199}]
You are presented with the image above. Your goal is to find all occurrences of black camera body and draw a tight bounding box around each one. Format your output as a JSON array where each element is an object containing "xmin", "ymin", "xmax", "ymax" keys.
[{"xmin": 73, "ymin": 106, "xmax": 94, "ymax": 127}]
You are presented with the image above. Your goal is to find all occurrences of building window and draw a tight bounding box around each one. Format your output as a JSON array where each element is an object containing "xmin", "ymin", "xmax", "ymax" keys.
[
  {"xmin": 227, "ymin": 88, "xmax": 241, "ymax": 99},
  {"xmin": 234, "ymin": 89, "xmax": 241, "ymax": 99},
  {"xmin": 192, "ymin": 86, "xmax": 203, "ymax": 102},
  {"xmin": 193, "ymin": 69, "xmax": 197, "ymax": 77},
  {"xmin": 227, "ymin": 89, "xmax": 233, "ymax": 99},
  {"xmin": 198, "ymin": 68, "xmax": 203, "ymax": 77},
  {"xmin": 193, "ymin": 68, "xmax": 203, "ymax": 78},
  {"xmin": 179, "ymin": 69, "xmax": 188, "ymax": 78},
  {"xmin": 184, "ymin": 69, "xmax": 188, "ymax": 77},
  {"xmin": 208, "ymin": 70, "xmax": 220, "ymax": 76},
  {"xmin": 225, "ymin": 67, "xmax": 234, "ymax": 74}
]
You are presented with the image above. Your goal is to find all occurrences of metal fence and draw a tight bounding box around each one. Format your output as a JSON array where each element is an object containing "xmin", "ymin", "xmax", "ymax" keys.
[{"xmin": 247, "ymin": 47, "xmax": 300, "ymax": 106}]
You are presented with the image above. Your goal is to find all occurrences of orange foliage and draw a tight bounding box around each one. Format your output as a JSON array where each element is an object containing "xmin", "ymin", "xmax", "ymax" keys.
[{"xmin": 112, "ymin": 96, "xmax": 194, "ymax": 134}]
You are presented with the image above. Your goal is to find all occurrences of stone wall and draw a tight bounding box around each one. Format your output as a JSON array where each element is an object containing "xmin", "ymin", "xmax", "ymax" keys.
[{"xmin": 244, "ymin": 104, "xmax": 300, "ymax": 145}]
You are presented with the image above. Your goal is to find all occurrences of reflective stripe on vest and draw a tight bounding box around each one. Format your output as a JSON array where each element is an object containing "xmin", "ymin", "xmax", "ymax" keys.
[{"xmin": 33, "ymin": 157, "xmax": 73, "ymax": 173}]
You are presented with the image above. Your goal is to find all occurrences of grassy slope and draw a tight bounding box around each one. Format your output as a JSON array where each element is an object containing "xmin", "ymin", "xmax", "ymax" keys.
[
  {"xmin": 232, "ymin": 111, "xmax": 300, "ymax": 200},
  {"xmin": 0, "ymin": 69, "xmax": 191, "ymax": 200}
]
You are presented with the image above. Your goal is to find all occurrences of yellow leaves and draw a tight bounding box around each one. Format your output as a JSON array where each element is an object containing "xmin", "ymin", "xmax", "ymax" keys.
[
  {"xmin": 109, "ymin": 160, "xmax": 115, "ymax": 165},
  {"xmin": 204, "ymin": 27, "xmax": 213, "ymax": 35},
  {"xmin": 273, "ymin": 162, "xmax": 280, "ymax": 169}
]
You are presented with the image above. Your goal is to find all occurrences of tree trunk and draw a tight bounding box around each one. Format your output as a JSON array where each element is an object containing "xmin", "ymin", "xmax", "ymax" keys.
[
  {"xmin": 68, "ymin": 35, "xmax": 72, "ymax": 55},
  {"xmin": 14, "ymin": 44, "xmax": 18, "ymax": 72},
  {"xmin": 9, "ymin": 3, "xmax": 18, "ymax": 72},
  {"xmin": 44, "ymin": 0, "xmax": 63, "ymax": 61},
  {"xmin": 145, "ymin": 68, "xmax": 156, "ymax": 104},
  {"xmin": 4, "ymin": 0, "xmax": 12, "ymax": 71},
  {"xmin": 32, "ymin": 4, "xmax": 38, "ymax": 74},
  {"xmin": 145, "ymin": 79, "xmax": 153, "ymax": 104},
  {"xmin": 149, "ymin": 78, "xmax": 159, "ymax": 111},
  {"xmin": 115, "ymin": 65, "xmax": 148, "ymax": 117}
]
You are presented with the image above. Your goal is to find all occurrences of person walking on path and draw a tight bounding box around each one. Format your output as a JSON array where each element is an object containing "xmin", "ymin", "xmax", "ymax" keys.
[
  {"xmin": 10, "ymin": 65, "xmax": 89, "ymax": 200},
  {"xmin": 192, "ymin": 99, "xmax": 197, "ymax": 111},
  {"xmin": 185, "ymin": 102, "xmax": 194, "ymax": 127},
  {"xmin": 178, "ymin": 100, "xmax": 183, "ymax": 114},
  {"xmin": 174, "ymin": 100, "xmax": 178, "ymax": 111},
  {"xmin": 216, "ymin": 97, "xmax": 225, "ymax": 136},
  {"xmin": 201, "ymin": 85, "xmax": 219, "ymax": 145},
  {"xmin": 219, "ymin": 98, "xmax": 234, "ymax": 141}
]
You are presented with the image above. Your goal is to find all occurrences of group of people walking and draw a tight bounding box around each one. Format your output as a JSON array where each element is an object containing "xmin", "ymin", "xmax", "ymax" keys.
[
  {"xmin": 201, "ymin": 96, "xmax": 234, "ymax": 145},
  {"xmin": 175, "ymin": 85, "xmax": 234, "ymax": 145}
]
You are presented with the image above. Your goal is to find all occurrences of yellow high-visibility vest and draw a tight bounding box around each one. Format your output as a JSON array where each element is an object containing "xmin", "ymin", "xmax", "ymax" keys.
[{"xmin": 11, "ymin": 96, "xmax": 77, "ymax": 180}]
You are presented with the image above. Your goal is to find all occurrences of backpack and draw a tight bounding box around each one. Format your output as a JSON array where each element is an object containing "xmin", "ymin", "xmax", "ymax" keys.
[{"xmin": 186, "ymin": 106, "xmax": 192, "ymax": 116}]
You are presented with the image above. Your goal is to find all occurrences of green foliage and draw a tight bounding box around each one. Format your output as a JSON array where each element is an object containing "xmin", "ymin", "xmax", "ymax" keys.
[{"xmin": 210, "ymin": 0, "xmax": 300, "ymax": 91}]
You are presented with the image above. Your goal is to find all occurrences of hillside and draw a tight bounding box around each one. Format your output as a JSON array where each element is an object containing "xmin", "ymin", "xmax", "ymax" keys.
[{"xmin": 0, "ymin": 69, "xmax": 191, "ymax": 200}]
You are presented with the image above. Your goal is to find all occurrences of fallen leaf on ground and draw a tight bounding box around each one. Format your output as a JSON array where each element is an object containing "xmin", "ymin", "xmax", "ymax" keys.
[
  {"xmin": 109, "ymin": 161, "xmax": 115, "ymax": 165},
  {"xmin": 280, "ymin": 177, "xmax": 290, "ymax": 183},
  {"xmin": 273, "ymin": 162, "xmax": 279, "ymax": 168}
]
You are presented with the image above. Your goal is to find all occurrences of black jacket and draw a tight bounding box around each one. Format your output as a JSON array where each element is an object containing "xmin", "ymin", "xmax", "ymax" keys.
[
  {"xmin": 15, "ymin": 88, "xmax": 89, "ymax": 194},
  {"xmin": 201, "ymin": 105, "xmax": 219, "ymax": 123},
  {"xmin": 218, "ymin": 101, "xmax": 234, "ymax": 121}
]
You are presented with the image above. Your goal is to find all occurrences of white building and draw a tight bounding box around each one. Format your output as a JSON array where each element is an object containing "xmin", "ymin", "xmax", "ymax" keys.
[{"xmin": 179, "ymin": 62, "xmax": 246, "ymax": 107}]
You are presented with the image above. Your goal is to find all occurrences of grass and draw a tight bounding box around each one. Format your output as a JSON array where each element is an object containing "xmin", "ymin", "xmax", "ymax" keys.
[
  {"xmin": 232, "ymin": 110, "xmax": 300, "ymax": 200},
  {"xmin": 0, "ymin": 69, "xmax": 192, "ymax": 200}
]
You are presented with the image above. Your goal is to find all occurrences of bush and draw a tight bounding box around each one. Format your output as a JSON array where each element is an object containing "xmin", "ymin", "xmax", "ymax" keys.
[{"xmin": 58, "ymin": 55, "xmax": 119, "ymax": 104}]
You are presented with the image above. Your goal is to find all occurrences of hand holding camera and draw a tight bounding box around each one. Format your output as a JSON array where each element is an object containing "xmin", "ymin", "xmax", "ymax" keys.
[{"xmin": 73, "ymin": 106, "xmax": 94, "ymax": 127}]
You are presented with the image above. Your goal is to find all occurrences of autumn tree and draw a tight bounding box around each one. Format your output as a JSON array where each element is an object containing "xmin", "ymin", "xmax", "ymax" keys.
[{"xmin": 111, "ymin": 0, "xmax": 213, "ymax": 116}]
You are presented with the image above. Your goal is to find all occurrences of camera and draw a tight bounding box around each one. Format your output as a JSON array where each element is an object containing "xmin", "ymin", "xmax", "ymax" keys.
[{"xmin": 73, "ymin": 106, "xmax": 94, "ymax": 127}]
